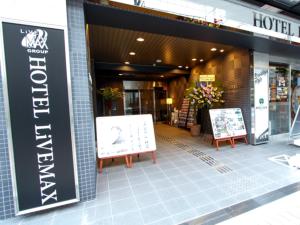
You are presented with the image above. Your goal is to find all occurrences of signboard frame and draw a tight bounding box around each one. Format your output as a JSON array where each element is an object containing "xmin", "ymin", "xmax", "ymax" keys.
[
  {"xmin": 199, "ymin": 74, "xmax": 215, "ymax": 82},
  {"xmin": 209, "ymin": 108, "xmax": 247, "ymax": 140},
  {"xmin": 96, "ymin": 114, "xmax": 157, "ymax": 159},
  {"xmin": 0, "ymin": 19, "xmax": 80, "ymax": 215}
]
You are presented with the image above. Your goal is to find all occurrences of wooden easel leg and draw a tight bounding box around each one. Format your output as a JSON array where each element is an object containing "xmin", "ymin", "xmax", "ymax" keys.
[
  {"xmin": 216, "ymin": 140, "xmax": 219, "ymax": 151},
  {"xmin": 211, "ymin": 138, "xmax": 214, "ymax": 145},
  {"xmin": 231, "ymin": 138, "xmax": 235, "ymax": 148},
  {"xmin": 129, "ymin": 155, "xmax": 133, "ymax": 168},
  {"xmin": 244, "ymin": 136, "xmax": 248, "ymax": 144},
  {"xmin": 152, "ymin": 151, "xmax": 156, "ymax": 164},
  {"xmin": 99, "ymin": 159, "xmax": 103, "ymax": 173},
  {"xmin": 125, "ymin": 155, "xmax": 130, "ymax": 168}
]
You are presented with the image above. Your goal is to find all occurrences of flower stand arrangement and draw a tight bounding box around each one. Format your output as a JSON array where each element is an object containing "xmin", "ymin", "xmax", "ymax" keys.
[
  {"xmin": 186, "ymin": 82, "xmax": 224, "ymax": 135},
  {"xmin": 97, "ymin": 87, "xmax": 122, "ymax": 116}
]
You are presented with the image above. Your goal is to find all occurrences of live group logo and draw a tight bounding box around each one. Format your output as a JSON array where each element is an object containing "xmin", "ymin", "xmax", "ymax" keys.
[
  {"xmin": 21, "ymin": 28, "xmax": 58, "ymax": 205},
  {"xmin": 2, "ymin": 22, "xmax": 78, "ymax": 214}
]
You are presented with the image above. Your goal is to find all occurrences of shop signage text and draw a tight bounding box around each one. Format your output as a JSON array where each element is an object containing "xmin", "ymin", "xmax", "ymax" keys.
[
  {"xmin": 1, "ymin": 22, "xmax": 79, "ymax": 215},
  {"xmin": 253, "ymin": 12, "xmax": 299, "ymax": 37},
  {"xmin": 199, "ymin": 74, "xmax": 215, "ymax": 82}
]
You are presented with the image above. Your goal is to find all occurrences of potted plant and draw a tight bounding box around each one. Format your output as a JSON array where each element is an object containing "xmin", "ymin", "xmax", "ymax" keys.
[
  {"xmin": 97, "ymin": 87, "xmax": 122, "ymax": 116},
  {"xmin": 185, "ymin": 82, "xmax": 224, "ymax": 136}
]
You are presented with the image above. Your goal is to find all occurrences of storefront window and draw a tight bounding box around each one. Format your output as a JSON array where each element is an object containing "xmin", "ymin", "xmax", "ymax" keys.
[
  {"xmin": 269, "ymin": 63, "xmax": 289, "ymax": 135},
  {"xmin": 291, "ymin": 69, "xmax": 300, "ymax": 125}
]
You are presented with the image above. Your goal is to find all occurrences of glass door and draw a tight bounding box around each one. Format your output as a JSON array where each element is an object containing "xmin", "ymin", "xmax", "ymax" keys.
[
  {"xmin": 269, "ymin": 63, "xmax": 290, "ymax": 135},
  {"xmin": 124, "ymin": 90, "xmax": 140, "ymax": 115}
]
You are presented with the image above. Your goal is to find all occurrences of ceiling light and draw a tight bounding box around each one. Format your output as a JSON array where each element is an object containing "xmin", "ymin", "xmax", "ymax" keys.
[
  {"xmin": 199, "ymin": 59, "xmax": 204, "ymax": 62},
  {"xmin": 137, "ymin": 37, "xmax": 144, "ymax": 42},
  {"xmin": 118, "ymin": 73, "xmax": 123, "ymax": 76},
  {"xmin": 192, "ymin": 58, "xmax": 197, "ymax": 61},
  {"xmin": 156, "ymin": 59, "xmax": 162, "ymax": 63},
  {"xmin": 220, "ymin": 49, "xmax": 224, "ymax": 53},
  {"xmin": 124, "ymin": 61, "xmax": 130, "ymax": 65},
  {"xmin": 211, "ymin": 48, "xmax": 217, "ymax": 51},
  {"xmin": 129, "ymin": 52, "xmax": 136, "ymax": 56},
  {"xmin": 160, "ymin": 75, "xmax": 164, "ymax": 78},
  {"xmin": 178, "ymin": 65, "xmax": 183, "ymax": 68},
  {"xmin": 185, "ymin": 66, "xmax": 189, "ymax": 69}
]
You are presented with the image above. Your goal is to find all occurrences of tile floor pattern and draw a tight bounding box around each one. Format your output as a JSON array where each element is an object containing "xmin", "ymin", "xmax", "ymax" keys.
[
  {"xmin": 2, "ymin": 124, "xmax": 300, "ymax": 225},
  {"xmin": 216, "ymin": 190, "xmax": 300, "ymax": 225}
]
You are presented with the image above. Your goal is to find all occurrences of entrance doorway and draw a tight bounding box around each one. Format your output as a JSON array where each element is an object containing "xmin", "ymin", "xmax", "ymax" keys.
[{"xmin": 124, "ymin": 88, "xmax": 167, "ymax": 122}]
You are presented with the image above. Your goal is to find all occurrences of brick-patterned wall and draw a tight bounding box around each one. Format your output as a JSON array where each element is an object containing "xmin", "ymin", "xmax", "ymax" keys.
[
  {"xmin": 169, "ymin": 48, "xmax": 251, "ymax": 138},
  {"xmin": 191, "ymin": 48, "xmax": 252, "ymax": 138},
  {"xmin": 67, "ymin": 0, "xmax": 97, "ymax": 201},
  {"xmin": 168, "ymin": 76, "xmax": 188, "ymax": 109}
]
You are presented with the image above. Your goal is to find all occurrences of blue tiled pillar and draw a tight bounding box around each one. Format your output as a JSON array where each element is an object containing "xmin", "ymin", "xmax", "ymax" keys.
[
  {"xmin": 66, "ymin": 0, "xmax": 97, "ymax": 201},
  {"xmin": 0, "ymin": 0, "xmax": 97, "ymax": 219},
  {"xmin": 0, "ymin": 64, "xmax": 15, "ymax": 220}
]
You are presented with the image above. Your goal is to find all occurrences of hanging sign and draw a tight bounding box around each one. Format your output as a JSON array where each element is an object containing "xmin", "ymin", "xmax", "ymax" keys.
[
  {"xmin": 253, "ymin": 68, "xmax": 269, "ymax": 144},
  {"xmin": 199, "ymin": 74, "xmax": 215, "ymax": 82},
  {"xmin": 1, "ymin": 22, "xmax": 79, "ymax": 215},
  {"xmin": 96, "ymin": 114, "xmax": 156, "ymax": 158},
  {"xmin": 209, "ymin": 108, "xmax": 247, "ymax": 139}
]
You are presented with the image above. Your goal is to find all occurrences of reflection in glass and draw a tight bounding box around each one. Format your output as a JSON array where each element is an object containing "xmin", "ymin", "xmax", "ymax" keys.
[
  {"xmin": 125, "ymin": 90, "xmax": 140, "ymax": 115},
  {"xmin": 291, "ymin": 69, "xmax": 300, "ymax": 125},
  {"xmin": 269, "ymin": 63, "xmax": 289, "ymax": 135}
]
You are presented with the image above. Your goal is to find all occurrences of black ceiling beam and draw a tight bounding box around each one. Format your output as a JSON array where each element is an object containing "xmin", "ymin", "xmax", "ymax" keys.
[
  {"xmin": 84, "ymin": 2, "xmax": 300, "ymax": 59},
  {"xmin": 94, "ymin": 62, "xmax": 190, "ymax": 75}
]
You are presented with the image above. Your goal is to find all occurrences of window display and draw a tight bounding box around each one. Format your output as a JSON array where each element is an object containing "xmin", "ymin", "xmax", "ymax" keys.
[{"xmin": 269, "ymin": 63, "xmax": 289, "ymax": 135}]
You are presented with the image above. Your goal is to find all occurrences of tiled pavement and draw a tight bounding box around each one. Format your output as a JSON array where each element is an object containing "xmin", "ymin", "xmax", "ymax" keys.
[
  {"xmin": 216, "ymin": 189, "xmax": 300, "ymax": 225},
  {"xmin": 2, "ymin": 124, "xmax": 300, "ymax": 225}
]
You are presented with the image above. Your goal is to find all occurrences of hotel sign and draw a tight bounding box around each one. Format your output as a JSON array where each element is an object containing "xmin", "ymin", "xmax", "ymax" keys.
[
  {"xmin": 199, "ymin": 74, "xmax": 215, "ymax": 82},
  {"xmin": 112, "ymin": 0, "xmax": 300, "ymax": 43},
  {"xmin": 253, "ymin": 12, "xmax": 299, "ymax": 38},
  {"xmin": 1, "ymin": 22, "xmax": 79, "ymax": 215}
]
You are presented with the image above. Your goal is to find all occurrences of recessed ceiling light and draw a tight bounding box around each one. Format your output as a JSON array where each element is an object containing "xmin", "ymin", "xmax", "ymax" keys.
[
  {"xmin": 192, "ymin": 58, "xmax": 197, "ymax": 61},
  {"xmin": 125, "ymin": 61, "xmax": 130, "ymax": 65},
  {"xmin": 129, "ymin": 52, "xmax": 136, "ymax": 56},
  {"xmin": 211, "ymin": 48, "xmax": 217, "ymax": 51},
  {"xmin": 220, "ymin": 49, "xmax": 224, "ymax": 53},
  {"xmin": 199, "ymin": 59, "xmax": 204, "ymax": 62},
  {"xmin": 185, "ymin": 66, "xmax": 189, "ymax": 69},
  {"xmin": 156, "ymin": 59, "xmax": 162, "ymax": 63},
  {"xmin": 118, "ymin": 73, "xmax": 123, "ymax": 76},
  {"xmin": 160, "ymin": 75, "xmax": 164, "ymax": 78},
  {"xmin": 137, "ymin": 37, "xmax": 144, "ymax": 42},
  {"xmin": 178, "ymin": 65, "xmax": 183, "ymax": 68}
]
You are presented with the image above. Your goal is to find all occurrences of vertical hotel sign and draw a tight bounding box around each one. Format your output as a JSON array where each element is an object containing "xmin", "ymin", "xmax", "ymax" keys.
[
  {"xmin": 0, "ymin": 22, "xmax": 79, "ymax": 215},
  {"xmin": 254, "ymin": 68, "xmax": 269, "ymax": 144}
]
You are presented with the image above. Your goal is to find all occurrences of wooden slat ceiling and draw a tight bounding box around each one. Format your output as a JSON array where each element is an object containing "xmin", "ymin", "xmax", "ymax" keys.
[{"xmin": 89, "ymin": 25, "xmax": 234, "ymax": 68}]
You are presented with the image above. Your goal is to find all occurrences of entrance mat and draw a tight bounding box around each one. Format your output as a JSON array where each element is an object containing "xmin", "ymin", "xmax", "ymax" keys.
[{"xmin": 157, "ymin": 135, "xmax": 232, "ymax": 174}]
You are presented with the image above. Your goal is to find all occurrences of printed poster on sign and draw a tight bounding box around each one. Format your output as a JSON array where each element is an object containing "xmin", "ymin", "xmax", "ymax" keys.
[
  {"xmin": 209, "ymin": 108, "xmax": 247, "ymax": 139},
  {"xmin": 254, "ymin": 68, "xmax": 269, "ymax": 144},
  {"xmin": 96, "ymin": 114, "xmax": 156, "ymax": 158}
]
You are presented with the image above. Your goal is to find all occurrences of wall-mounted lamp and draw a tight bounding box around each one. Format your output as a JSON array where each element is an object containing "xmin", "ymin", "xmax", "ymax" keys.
[{"xmin": 167, "ymin": 98, "xmax": 173, "ymax": 105}]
